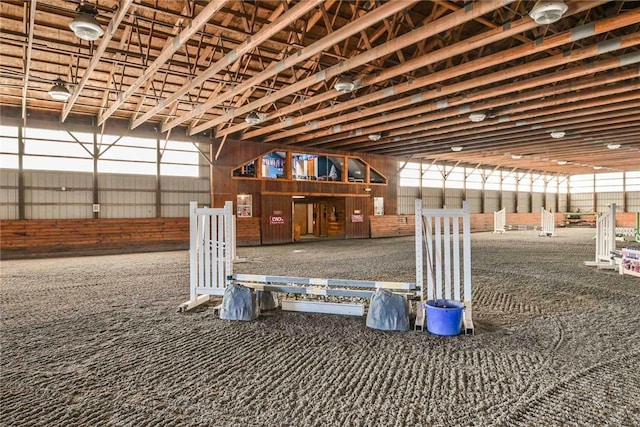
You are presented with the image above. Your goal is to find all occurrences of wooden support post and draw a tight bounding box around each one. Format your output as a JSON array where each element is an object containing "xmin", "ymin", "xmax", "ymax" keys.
[
  {"xmin": 156, "ymin": 133, "xmax": 162, "ymax": 218},
  {"xmin": 17, "ymin": 123, "xmax": 25, "ymax": 220},
  {"xmin": 92, "ymin": 121, "xmax": 99, "ymax": 219}
]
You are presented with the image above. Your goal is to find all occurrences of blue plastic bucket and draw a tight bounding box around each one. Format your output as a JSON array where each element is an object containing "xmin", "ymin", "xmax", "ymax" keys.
[{"xmin": 425, "ymin": 299, "xmax": 464, "ymax": 336}]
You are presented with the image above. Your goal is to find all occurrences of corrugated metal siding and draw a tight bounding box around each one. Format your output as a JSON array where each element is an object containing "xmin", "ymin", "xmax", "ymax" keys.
[
  {"xmin": 484, "ymin": 190, "xmax": 500, "ymax": 212},
  {"xmin": 627, "ymin": 192, "xmax": 640, "ymax": 212},
  {"xmin": 570, "ymin": 192, "xmax": 593, "ymax": 212},
  {"xmin": 99, "ymin": 174, "xmax": 156, "ymax": 218},
  {"xmin": 422, "ymin": 187, "xmax": 442, "ymax": 208},
  {"xmin": 517, "ymin": 192, "xmax": 530, "ymax": 213},
  {"xmin": 532, "ymin": 192, "xmax": 544, "ymax": 212},
  {"xmin": 0, "ymin": 169, "xmax": 18, "ymax": 219},
  {"xmin": 24, "ymin": 171, "xmax": 93, "ymax": 219},
  {"xmin": 397, "ymin": 186, "xmax": 420, "ymax": 215},
  {"xmin": 0, "ymin": 170, "xmax": 210, "ymax": 219},
  {"xmin": 596, "ymin": 192, "xmax": 624, "ymax": 212},
  {"xmin": 503, "ymin": 191, "xmax": 516, "ymax": 213},
  {"xmin": 161, "ymin": 176, "xmax": 210, "ymax": 217},
  {"xmin": 558, "ymin": 193, "xmax": 568, "ymax": 212},
  {"xmin": 444, "ymin": 189, "xmax": 463, "ymax": 209},
  {"xmin": 466, "ymin": 189, "xmax": 482, "ymax": 213}
]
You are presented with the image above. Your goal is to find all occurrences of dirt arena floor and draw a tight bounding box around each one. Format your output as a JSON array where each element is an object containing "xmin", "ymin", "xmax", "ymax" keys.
[{"xmin": 2, "ymin": 228, "xmax": 640, "ymax": 426}]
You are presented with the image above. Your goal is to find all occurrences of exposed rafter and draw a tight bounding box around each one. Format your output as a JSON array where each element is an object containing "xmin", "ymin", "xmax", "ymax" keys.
[
  {"xmin": 98, "ymin": 0, "xmax": 230, "ymax": 126},
  {"xmin": 61, "ymin": 0, "xmax": 135, "ymax": 122}
]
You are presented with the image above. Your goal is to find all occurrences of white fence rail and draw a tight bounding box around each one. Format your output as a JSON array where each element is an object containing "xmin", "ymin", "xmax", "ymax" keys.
[
  {"xmin": 494, "ymin": 208, "xmax": 506, "ymax": 233},
  {"xmin": 415, "ymin": 200, "xmax": 473, "ymax": 333},
  {"xmin": 539, "ymin": 207, "xmax": 555, "ymax": 236},
  {"xmin": 584, "ymin": 204, "xmax": 616, "ymax": 269}
]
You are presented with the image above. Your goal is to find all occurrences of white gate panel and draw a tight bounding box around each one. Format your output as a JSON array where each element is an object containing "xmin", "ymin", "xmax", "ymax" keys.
[
  {"xmin": 189, "ymin": 201, "xmax": 233, "ymax": 301},
  {"xmin": 584, "ymin": 204, "xmax": 617, "ymax": 269},
  {"xmin": 540, "ymin": 207, "xmax": 555, "ymax": 236},
  {"xmin": 415, "ymin": 200, "xmax": 473, "ymax": 333},
  {"xmin": 494, "ymin": 208, "xmax": 505, "ymax": 233}
]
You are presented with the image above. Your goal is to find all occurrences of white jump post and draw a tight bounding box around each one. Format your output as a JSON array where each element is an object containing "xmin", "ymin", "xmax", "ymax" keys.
[
  {"xmin": 584, "ymin": 203, "xmax": 617, "ymax": 269},
  {"xmin": 539, "ymin": 207, "xmax": 555, "ymax": 236},
  {"xmin": 179, "ymin": 201, "xmax": 233, "ymax": 312},
  {"xmin": 415, "ymin": 200, "xmax": 473, "ymax": 334},
  {"xmin": 494, "ymin": 208, "xmax": 506, "ymax": 233}
]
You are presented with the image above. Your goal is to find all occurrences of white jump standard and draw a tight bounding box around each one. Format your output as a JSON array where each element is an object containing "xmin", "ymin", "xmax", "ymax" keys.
[
  {"xmin": 539, "ymin": 207, "xmax": 555, "ymax": 237},
  {"xmin": 584, "ymin": 203, "xmax": 617, "ymax": 270},
  {"xmin": 494, "ymin": 208, "xmax": 506, "ymax": 233},
  {"xmin": 179, "ymin": 199, "xmax": 474, "ymax": 335}
]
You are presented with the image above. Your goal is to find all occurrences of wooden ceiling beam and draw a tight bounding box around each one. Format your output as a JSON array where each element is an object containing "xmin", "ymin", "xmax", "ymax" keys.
[
  {"xmin": 98, "ymin": 0, "xmax": 229, "ymax": 126},
  {"xmin": 223, "ymin": 0, "xmax": 551, "ymax": 140},
  {"xmin": 197, "ymin": 0, "xmax": 515, "ymax": 137},
  {"xmin": 377, "ymin": 112, "xmax": 640, "ymax": 157},
  {"xmin": 324, "ymin": 82, "xmax": 640, "ymax": 150},
  {"xmin": 371, "ymin": 104, "xmax": 640, "ymax": 155},
  {"xmin": 295, "ymin": 47, "xmax": 640, "ymax": 150},
  {"xmin": 273, "ymin": 7, "xmax": 639, "ymax": 145},
  {"xmin": 60, "ymin": 0, "xmax": 142, "ymax": 123},
  {"xmin": 130, "ymin": 0, "xmax": 323, "ymax": 130},
  {"xmin": 358, "ymin": 87, "xmax": 640, "ymax": 151},
  {"xmin": 178, "ymin": 0, "xmax": 421, "ymax": 135},
  {"xmin": 429, "ymin": 126, "xmax": 640, "ymax": 158},
  {"xmin": 313, "ymin": 70, "xmax": 640, "ymax": 150},
  {"xmin": 20, "ymin": 0, "xmax": 36, "ymax": 125}
]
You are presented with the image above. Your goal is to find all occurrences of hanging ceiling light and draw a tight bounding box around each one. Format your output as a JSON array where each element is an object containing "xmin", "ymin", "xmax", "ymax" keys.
[
  {"xmin": 550, "ymin": 131, "xmax": 566, "ymax": 139},
  {"xmin": 334, "ymin": 76, "xmax": 355, "ymax": 93},
  {"xmin": 468, "ymin": 112, "xmax": 487, "ymax": 123},
  {"xmin": 368, "ymin": 133, "xmax": 381, "ymax": 141},
  {"xmin": 245, "ymin": 111, "xmax": 263, "ymax": 125},
  {"xmin": 69, "ymin": 3, "xmax": 104, "ymax": 41},
  {"xmin": 451, "ymin": 146, "xmax": 463, "ymax": 152},
  {"xmin": 528, "ymin": 0, "xmax": 568, "ymax": 25},
  {"xmin": 607, "ymin": 143, "xmax": 621, "ymax": 150},
  {"xmin": 48, "ymin": 78, "xmax": 71, "ymax": 101}
]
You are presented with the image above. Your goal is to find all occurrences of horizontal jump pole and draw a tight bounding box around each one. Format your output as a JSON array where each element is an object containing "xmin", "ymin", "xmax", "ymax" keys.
[
  {"xmin": 231, "ymin": 273, "xmax": 416, "ymax": 291},
  {"xmin": 234, "ymin": 282, "xmax": 410, "ymax": 299},
  {"xmin": 282, "ymin": 300, "xmax": 365, "ymax": 316}
]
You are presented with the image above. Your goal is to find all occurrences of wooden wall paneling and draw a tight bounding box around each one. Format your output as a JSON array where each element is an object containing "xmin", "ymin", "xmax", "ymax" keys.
[
  {"xmin": 346, "ymin": 196, "xmax": 371, "ymax": 239},
  {"xmin": 261, "ymin": 194, "xmax": 293, "ymax": 244}
]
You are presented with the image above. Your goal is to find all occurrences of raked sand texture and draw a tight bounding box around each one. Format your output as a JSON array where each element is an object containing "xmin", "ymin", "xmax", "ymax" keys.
[{"xmin": 1, "ymin": 228, "xmax": 639, "ymax": 426}]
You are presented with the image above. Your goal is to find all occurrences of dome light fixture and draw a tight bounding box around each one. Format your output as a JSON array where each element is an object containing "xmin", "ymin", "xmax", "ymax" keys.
[
  {"xmin": 48, "ymin": 78, "xmax": 71, "ymax": 101},
  {"xmin": 606, "ymin": 143, "xmax": 621, "ymax": 150},
  {"xmin": 69, "ymin": 3, "xmax": 104, "ymax": 41},
  {"xmin": 593, "ymin": 165, "xmax": 603, "ymax": 170},
  {"xmin": 451, "ymin": 146, "xmax": 463, "ymax": 152},
  {"xmin": 511, "ymin": 154, "xmax": 522, "ymax": 160},
  {"xmin": 334, "ymin": 76, "xmax": 355, "ymax": 93},
  {"xmin": 556, "ymin": 160, "xmax": 567, "ymax": 166},
  {"xmin": 550, "ymin": 130, "xmax": 566, "ymax": 139},
  {"xmin": 368, "ymin": 133, "xmax": 381, "ymax": 141},
  {"xmin": 468, "ymin": 112, "xmax": 487, "ymax": 123},
  {"xmin": 528, "ymin": 0, "xmax": 568, "ymax": 25},
  {"xmin": 245, "ymin": 111, "xmax": 263, "ymax": 125}
]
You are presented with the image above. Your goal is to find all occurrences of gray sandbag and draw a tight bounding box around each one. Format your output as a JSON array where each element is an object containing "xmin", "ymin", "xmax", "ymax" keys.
[
  {"xmin": 220, "ymin": 283, "xmax": 259, "ymax": 321},
  {"xmin": 366, "ymin": 290, "xmax": 409, "ymax": 331},
  {"xmin": 256, "ymin": 290, "xmax": 278, "ymax": 311}
]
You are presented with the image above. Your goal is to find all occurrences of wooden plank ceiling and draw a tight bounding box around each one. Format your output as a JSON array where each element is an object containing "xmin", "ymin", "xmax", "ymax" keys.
[{"xmin": 0, "ymin": 0, "xmax": 638, "ymax": 175}]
